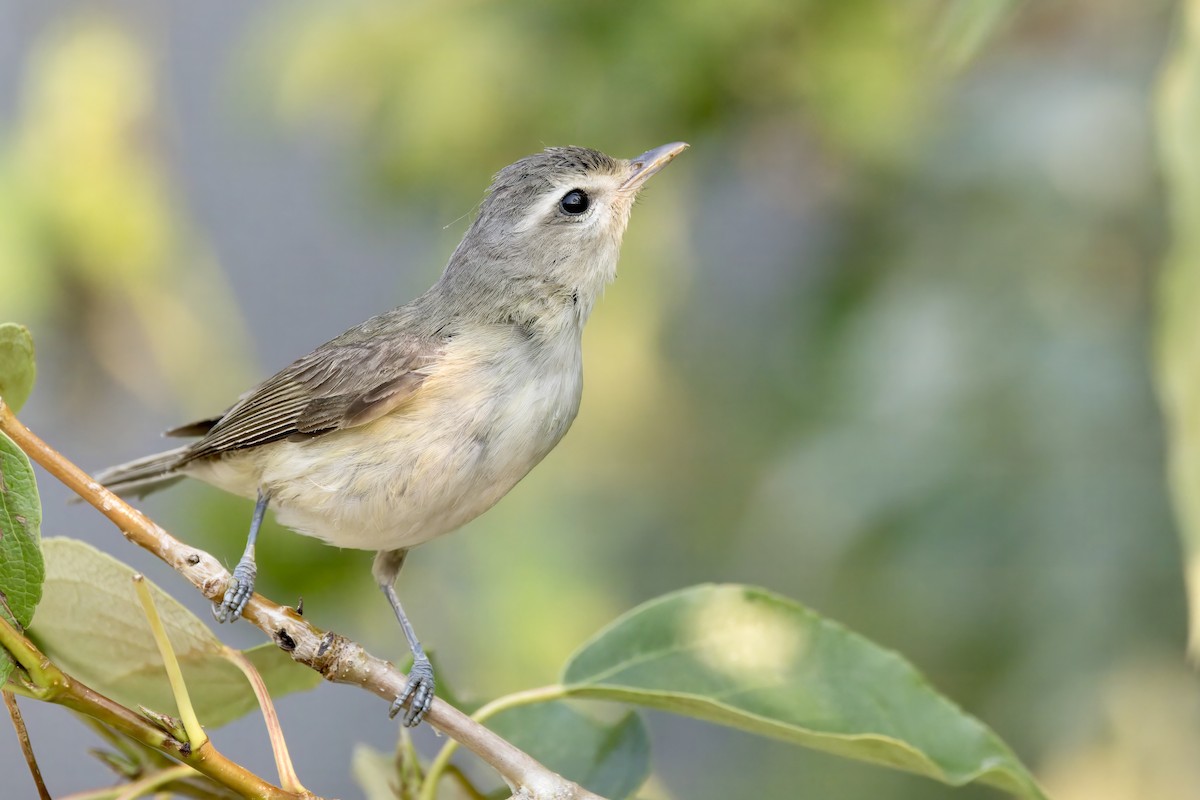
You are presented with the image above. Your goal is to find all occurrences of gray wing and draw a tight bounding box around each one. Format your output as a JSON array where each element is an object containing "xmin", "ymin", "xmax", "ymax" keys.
[{"xmin": 180, "ymin": 324, "xmax": 442, "ymax": 464}]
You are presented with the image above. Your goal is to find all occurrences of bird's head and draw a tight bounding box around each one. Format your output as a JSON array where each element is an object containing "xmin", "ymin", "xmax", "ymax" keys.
[{"xmin": 442, "ymin": 143, "xmax": 688, "ymax": 327}]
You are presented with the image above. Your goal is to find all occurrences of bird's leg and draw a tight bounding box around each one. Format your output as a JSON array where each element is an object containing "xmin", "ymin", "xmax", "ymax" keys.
[
  {"xmin": 214, "ymin": 490, "xmax": 268, "ymax": 623},
  {"xmin": 373, "ymin": 548, "xmax": 435, "ymax": 727}
]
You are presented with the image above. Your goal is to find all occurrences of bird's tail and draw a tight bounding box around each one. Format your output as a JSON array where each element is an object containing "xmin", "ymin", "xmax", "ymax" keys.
[{"xmin": 93, "ymin": 446, "xmax": 190, "ymax": 498}]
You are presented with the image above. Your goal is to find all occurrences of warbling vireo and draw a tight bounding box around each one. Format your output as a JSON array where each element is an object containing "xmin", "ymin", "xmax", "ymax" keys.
[{"xmin": 95, "ymin": 142, "xmax": 688, "ymax": 726}]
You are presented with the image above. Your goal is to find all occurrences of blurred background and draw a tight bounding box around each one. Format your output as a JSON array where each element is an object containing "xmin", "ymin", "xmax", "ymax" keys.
[{"xmin": 0, "ymin": 0, "xmax": 1194, "ymax": 798}]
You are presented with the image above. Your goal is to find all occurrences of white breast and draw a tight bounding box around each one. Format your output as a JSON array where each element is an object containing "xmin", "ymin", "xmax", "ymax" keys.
[{"xmin": 190, "ymin": 324, "xmax": 584, "ymax": 552}]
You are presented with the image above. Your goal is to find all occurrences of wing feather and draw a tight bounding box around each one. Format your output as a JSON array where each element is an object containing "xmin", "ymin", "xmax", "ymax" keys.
[{"xmin": 179, "ymin": 319, "xmax": 442, "ymax": 463}]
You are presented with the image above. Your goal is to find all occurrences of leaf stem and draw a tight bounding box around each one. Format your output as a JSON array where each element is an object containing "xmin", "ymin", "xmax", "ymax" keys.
[
  {"xmin": 0, "ymin": 609, "xmax": 66, "ymax": 691},
  {"xmin": 222, "ymin": 645, "xmax": 307, "ymax": 794},
  {"xmin": 132, "ymin": 574, "xmax": 207, "ymax": 749}
]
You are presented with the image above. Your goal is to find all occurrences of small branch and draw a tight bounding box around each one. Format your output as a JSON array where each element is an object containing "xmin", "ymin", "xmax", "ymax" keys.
[
  {"xmin": 132, "ymin": 574, "xmax": 208, "ymax": 749},
  {"xmin": 222, "ymin": 646, "xmax": 306, "ymax": 794},
  {"xmin": 79, "ymin": 714, "xmax": 176, "ymax": 775},
  {"xmin": 0, "ymin": 615, "xmax": 304, "ymax": 800},
  {"xmin": 4, "ymin": 689, "xmax": 52, "ymax": 800},
  {"xmin": 0, "ymin": 395, "xmax": 604, "ymax": 800}
]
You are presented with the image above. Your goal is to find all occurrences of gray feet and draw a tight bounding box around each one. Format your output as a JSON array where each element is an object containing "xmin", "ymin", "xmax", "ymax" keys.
[
  {"xmin": 214, "ymin": 490, "xmax": 268, "ymax": 624},
  {"xmin": 375, "ymin": 550, "xmax": 435, "ymax": 727},
  {"xmin": 389, "ymin": 655, "xmax": 435, "ymax": 727},
  {"xmin": 213, "ymin": 557, "xmax": 256, "ymax": 623}
]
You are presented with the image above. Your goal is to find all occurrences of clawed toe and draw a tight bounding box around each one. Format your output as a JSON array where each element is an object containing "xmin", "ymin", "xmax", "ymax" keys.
[
  {"xmin": 214, "ymin": 565, "xmax": 255, "ymax": 623},
  {"xmin": 389, "ymin": 658, "xmax": 435, "ymax": 727}
]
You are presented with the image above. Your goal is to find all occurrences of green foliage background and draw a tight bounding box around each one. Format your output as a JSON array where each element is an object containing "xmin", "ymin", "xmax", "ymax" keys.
[{"xmin": 0, "ymin": 1, "xmax": 1191, "ymax": 798}]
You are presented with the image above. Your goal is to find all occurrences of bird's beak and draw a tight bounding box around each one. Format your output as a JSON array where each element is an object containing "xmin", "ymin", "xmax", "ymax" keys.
[{"xmin": 621, "ymin": 142, "xmax": 689, "ymax": 191}]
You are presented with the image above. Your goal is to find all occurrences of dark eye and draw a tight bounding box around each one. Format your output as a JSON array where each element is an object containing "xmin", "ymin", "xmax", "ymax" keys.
[{"xmin": 559, "ymin": 189, "xmax": 589, "ymax": 215}]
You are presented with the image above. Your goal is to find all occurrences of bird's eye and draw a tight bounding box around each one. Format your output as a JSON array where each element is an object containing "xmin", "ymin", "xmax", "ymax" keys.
[{"xmin": 559, "ymin": 189, "xmax": 589, "ymax": 215}]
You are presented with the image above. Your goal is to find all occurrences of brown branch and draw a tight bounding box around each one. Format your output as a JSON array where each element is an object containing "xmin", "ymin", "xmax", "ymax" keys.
[
  {"xmin": 0, "ymin": 398, "xmax": 604, "ymax": 800},
  {"xmin": 0, "ymin": 614, "xmax": 303, "ymax": 799},
  {"xmin": 4, "ymin": 689, "xmax": 51, "ymax": 800}
]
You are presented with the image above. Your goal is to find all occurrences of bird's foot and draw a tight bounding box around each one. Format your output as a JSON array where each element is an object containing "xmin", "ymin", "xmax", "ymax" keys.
[
  {"xmin": 389, "ymin": 655, "xmax": 435, "ymax": 727},
  {"xmin": 213, "ymin": 558, "xmax": 257, "ymax": 623}
]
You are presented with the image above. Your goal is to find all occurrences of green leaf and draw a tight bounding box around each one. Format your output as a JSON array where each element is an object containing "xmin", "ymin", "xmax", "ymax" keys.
[
  {"xmin": 562, "ymin": 584, "xmax": 1045, "ymax": 799},
  {"xmin": 0, "ymin": 429, "xmax": 44, "ymax": 684},
  {"xmin": 0, "ymin": 323, "xmax": 36, "ymax": 413},
  {"xmin": 1156, "ymin": 0, "xmax": 1200, "ymax": 662},
  {"xmin": 487, "ymin": 702, "xmax": 650, "ymax": 800},
  {"xmin": 27, "ymin": 538, "xmax": 320, "ymax": 727}
]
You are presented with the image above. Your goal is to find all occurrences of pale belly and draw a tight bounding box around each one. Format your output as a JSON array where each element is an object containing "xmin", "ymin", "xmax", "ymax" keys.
[{"xmin": 187, "ymin": 336, "xmax": 583, "ymax": 552}]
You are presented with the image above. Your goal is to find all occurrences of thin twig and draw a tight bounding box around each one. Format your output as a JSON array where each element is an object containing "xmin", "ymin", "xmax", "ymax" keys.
[
  {"xmin": 0, "ymin": 397, "xmax": 603, "ymax": 800},
  {"xmin": 222, "ymin": 646, "xmax": 306, "ymax": 794},
  {"xmin": 0, "ymin": 614, "xmax": 305, "ymax": 800},
  {"xmin": 4, "ymin": 689, "xmax": 52, "ymax": 800}
]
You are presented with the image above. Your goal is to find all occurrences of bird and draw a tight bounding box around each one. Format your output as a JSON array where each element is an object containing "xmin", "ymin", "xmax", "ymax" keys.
[{"xmin": 94, "ymin": 142, "xmax": 688, "ymax": 726}]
